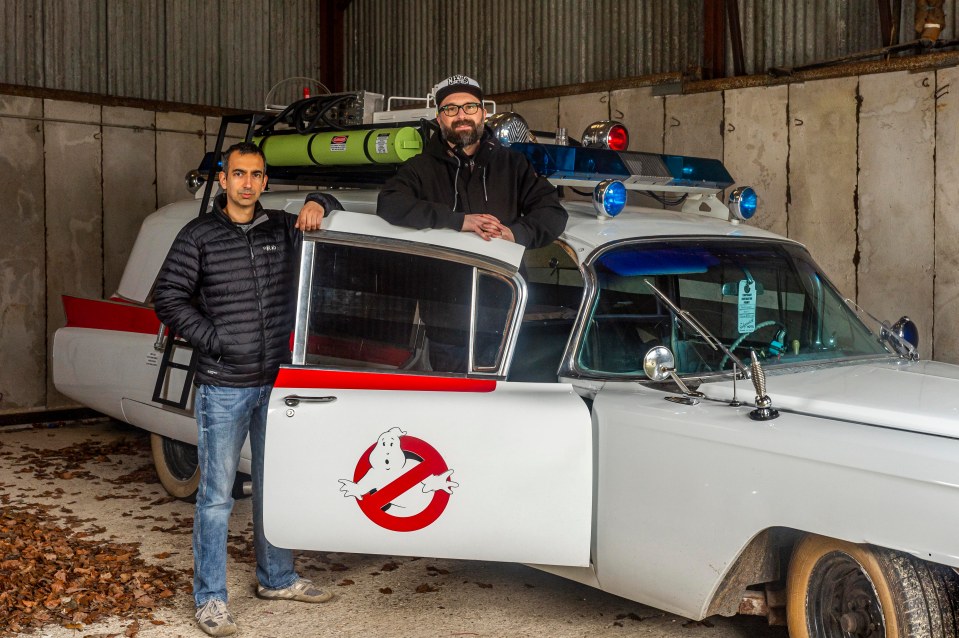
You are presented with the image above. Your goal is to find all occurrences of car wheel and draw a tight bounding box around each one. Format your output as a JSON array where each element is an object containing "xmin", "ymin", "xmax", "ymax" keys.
[
  {"xmin": 786, "ymin": 534, "xmax": 959, "ymax": 638},
  {"xmin": 150, "ymin": 433, "xmax": 200, "ymax": 502}
]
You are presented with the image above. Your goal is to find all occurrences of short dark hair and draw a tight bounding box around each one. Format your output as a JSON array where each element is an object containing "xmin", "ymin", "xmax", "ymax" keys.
[{"xmin": 220, "ymin": 141, "xmax": 266, "ymax": 174}]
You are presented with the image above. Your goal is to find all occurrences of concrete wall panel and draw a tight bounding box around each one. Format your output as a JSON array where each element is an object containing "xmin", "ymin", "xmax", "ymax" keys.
[
  {"xmin": 664, "ymin": 92, "xmax": 723, "ymax": 160},
  {"xmin": 787, "ymin": 77, "xmax": 859, "ymax": 299},
  {"xmin": 44, "ymin": 101, "xmax": 103, "ymax": 406},
  {"xmin": 156, "ymin": 112, "xmax": 205, "ymax": 208},
  {"xmin": 511, "ymin": 98, "xmax": 559, "ymax": 134},
  {"xmin": 0, "ymin": 95, "xmax": 43, "ymax": 118},
  {"xmin": 858, "ymin": 70, "xmax": 936, "ymax": 358},
  {"xmin": 610, "ymin": 87, "xmax": 664, "ymax": 154},
  {"xmin": 45, "ymin": 99, "xmax": 100, "ymax": 124},
  {"xmin": 934, "ymin": 66, "xmax": 959, "ymax": 363},
  {"xmin": 103, "ymin": 105, "xmax": 155, "ymax": 129},
  {"xmin": 723, "ymin": 85, "xmax": 789, "ymax": 236},
  {"xmin": 103, "ymin": 107, "xmax": 157, "ymax": 297},
  {"xmin": 204, "ymin": 117, "xmax": 249, "ymax": 152},
  {"xmin": 0, "ymin": 107, "xmax": 46, "ymax": 411}
]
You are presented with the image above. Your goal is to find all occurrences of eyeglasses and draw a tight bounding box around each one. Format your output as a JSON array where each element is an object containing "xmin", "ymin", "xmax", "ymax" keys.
[{"xmin": 437, "ymin": 102, "xmax": 482, "ymax": 117}]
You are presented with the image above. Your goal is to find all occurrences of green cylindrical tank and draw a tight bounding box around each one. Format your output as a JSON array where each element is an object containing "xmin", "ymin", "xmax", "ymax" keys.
[
  {"xmin": 254, "ymin": 126, "xmax": 422, "ymax": 167},
  {"xmin": 365, "ymin": 127, "xmax": 423, "ymax": 164}
]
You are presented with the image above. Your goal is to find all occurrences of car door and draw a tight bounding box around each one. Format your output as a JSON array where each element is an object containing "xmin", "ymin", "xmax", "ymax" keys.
[{"xmin": 262, "ymin": 230, "xmax": 593, "ymax": 567}]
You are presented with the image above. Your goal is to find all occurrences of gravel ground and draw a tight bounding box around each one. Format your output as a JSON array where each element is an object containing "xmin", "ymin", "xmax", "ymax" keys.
[{"xmin": 0, "ymin": 420, "xmax": 788, "ymax": 638}]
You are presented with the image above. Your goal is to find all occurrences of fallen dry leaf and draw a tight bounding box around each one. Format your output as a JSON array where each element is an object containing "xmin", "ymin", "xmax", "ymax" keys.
[{"xmin": 0, "ymin": 499, "xmax": 186, "ymax": 636}]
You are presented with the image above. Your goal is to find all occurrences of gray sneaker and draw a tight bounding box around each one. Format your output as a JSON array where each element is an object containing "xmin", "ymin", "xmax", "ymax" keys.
[
  {"xmin": 256, "ymin": 577, "xmax": 334, "ymax": 603},
  {"xmin": 195, "ymin": 599, "xmax": 237, "ymax": 637}
]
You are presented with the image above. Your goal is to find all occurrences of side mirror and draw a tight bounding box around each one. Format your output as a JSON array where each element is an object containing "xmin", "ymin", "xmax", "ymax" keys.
[
  {"xmin": 643, "ymin": 345, "xmax": 675, "ymax": 382},
  {"xmin": 891, "ymin": 316, "xmax": 918, "ymax": 349},
  {"xmin": 643, "ymin": 346, "xmax": 703, "ymax": 398}
]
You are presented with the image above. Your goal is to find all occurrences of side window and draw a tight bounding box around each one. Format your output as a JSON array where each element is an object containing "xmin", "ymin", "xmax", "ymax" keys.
[
  {"xmin": 578, "ymin": 273, "xmax": 669, "ymax": 374},
  {"xmin": 302, "ymin": 242, "xmax": 516, "ymax": 375},
  {"xmin": 508, "ymin": 243, "xmax": 584, "ymax": 383}
]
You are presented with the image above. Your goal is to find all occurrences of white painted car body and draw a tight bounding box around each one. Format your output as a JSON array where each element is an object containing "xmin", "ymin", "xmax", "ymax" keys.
[{"xmin": 52, "ymin": 185, "xmax": 959, "ymax": 624}]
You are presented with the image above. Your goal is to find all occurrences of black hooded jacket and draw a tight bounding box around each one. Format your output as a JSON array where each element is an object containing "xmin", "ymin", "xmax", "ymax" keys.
[
  {"xmin": 376, "ymin": 129, "xmax": 567, "ymax": 249},
  {"xmin": 153, "ymin": 192, "xmax": 341, "ymax": 387}
]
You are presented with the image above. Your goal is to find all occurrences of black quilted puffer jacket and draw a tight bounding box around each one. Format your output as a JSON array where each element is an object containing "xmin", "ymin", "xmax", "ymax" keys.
[{"xmin": 153, "ymin": 192, "xmax": 339, "ymax": 387}]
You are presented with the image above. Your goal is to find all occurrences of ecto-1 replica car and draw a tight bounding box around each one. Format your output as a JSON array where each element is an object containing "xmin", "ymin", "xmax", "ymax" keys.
[{"xmin": 53, "ymin": 93, "xmax": 959, "ymax": 638}]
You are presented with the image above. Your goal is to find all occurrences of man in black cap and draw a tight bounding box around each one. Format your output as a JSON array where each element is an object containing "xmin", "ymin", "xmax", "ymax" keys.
[
  {"xmin": 296, "ymin": 75, "xmax": 566, "ymax": 247},
  {"xmin": 375, "ymin": 74, "xmax": 567, "ymax": 248}
]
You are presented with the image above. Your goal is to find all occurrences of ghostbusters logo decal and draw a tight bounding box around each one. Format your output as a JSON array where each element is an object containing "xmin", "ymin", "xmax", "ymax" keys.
[{"xmin": 339, "ymin": 427, "xmax": 458, "ymax": 532}]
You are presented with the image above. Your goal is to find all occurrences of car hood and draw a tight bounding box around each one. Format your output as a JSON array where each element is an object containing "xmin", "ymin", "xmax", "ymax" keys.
[{"xmin": 701, "ymin": 358, "xmax": 959, "ymax": 439}]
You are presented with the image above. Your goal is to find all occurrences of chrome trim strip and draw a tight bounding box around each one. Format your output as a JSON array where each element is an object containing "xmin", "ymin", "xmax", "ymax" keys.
[
  {"xmin": 471, "ymin": 270, "xmax": 527, "ymax": 376},
  {"xmin": 291, "ymin": 241, "xmax": 316, "ymax": 366},
  {"xmin": 304, "ymin": 230, "xmax": 519, "ymax": 277},
  {"xmin": 568, "ymin": 353, "xmax": 900, "ymax": 384},
  {"xmin": 468, "ymin": 267, "xmax": 478, "ymax": 373},
  {"xmin": 501, "ymin": 272, "xmax": 528, "ymax": 376}
]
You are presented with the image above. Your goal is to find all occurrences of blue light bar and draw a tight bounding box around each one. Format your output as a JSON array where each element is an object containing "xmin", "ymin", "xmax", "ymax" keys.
[{"xmin": 510, "ymin": 143, "xmax": 734, "ymax": 191}]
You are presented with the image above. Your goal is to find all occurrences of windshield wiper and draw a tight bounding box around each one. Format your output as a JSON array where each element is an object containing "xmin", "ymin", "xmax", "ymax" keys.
[{"xmin": 643, "ymin": 279, "xmax": 750, "ymax": 378}]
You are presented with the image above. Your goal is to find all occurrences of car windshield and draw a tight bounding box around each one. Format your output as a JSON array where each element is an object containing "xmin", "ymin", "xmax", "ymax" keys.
[{"xmin": 577, "ymin": 239, "xmax": 890, "ymax": 377}]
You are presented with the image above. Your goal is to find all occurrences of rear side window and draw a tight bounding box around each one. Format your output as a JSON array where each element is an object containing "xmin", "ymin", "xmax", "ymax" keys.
[{"xmin": 298, "ymin": 242, "xmax": 517, "ymax": 375}]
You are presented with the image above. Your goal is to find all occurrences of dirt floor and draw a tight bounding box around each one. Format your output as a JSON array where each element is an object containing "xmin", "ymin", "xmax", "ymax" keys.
[{"xmin": 0, "ymin": 419, "xmax": 788, "ymax": 638}]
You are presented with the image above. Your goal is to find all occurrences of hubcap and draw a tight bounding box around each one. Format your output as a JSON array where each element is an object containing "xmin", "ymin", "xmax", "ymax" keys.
[{"xmin": 807, "ymin": 551, "xmax": 885, "ymax": 637}]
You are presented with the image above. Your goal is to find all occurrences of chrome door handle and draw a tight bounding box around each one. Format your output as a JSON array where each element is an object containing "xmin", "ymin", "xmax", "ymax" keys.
[{"xmin": 283, "ymin": 394, "xmax": 337, "ymax": 407}]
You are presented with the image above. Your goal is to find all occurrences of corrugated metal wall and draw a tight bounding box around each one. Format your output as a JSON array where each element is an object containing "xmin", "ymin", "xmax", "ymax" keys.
[
  {"xmin": 3, "ymin": 1, "xmax": 959, "ymax": 107},
  {"xmin": 345, "ymin": 0, "xmax": 959, "ymax": 97},
  {"xmin": 345, "ymin": 0, "xmax": 703, "ymax": 97},
  {"xmin": 734, "ymin": 0, "xmax": 919, "ymax": 72},
  {"xmin": 1, "ymin": 0, "xmax": 323, "ymax": 110}
]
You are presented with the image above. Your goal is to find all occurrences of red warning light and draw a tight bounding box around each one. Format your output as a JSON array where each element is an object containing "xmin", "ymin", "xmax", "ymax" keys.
[{"xmin": 607, "ymin": 125, "xmax": 629, "ymax": 151}]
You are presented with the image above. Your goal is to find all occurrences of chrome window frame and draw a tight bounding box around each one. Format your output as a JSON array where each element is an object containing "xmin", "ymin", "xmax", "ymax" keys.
[
  {"xmin": 558, "ymin": 235, "xmax": 892, "ymax": 382},
  {"xmin": 292, "ymin": 230, "xmax": 527, "ymax": 377}
]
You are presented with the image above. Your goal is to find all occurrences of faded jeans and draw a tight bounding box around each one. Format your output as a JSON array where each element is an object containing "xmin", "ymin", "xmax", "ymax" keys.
[{"xmin": 193, "ymin": 383, "xmax": 297, "ymax": 607}]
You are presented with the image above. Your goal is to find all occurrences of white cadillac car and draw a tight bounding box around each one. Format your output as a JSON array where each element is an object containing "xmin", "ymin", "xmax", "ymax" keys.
[{"xmin": 53, "ymin": 105, "xmax": 959, "ymax": 638}]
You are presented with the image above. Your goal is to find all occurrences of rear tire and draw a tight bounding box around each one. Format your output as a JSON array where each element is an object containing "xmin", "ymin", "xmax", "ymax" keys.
[
  {"xmin": 786, "ymin": 534, "xmax": 959, "ymax": 638},
  {"xmin": 151, "ymin": 433, "xmax": 200, "ymax": 502}
]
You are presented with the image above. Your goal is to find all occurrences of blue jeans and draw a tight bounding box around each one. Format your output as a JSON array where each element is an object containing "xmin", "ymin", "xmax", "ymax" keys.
[{"xmin": 193, "ymin": 383, "xmax": 297, "ymax": 607}]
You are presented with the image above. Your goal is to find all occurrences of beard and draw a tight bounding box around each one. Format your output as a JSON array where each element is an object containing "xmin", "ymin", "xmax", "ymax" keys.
[{"xmin": 440, "ymin": 119, "xmax": 483, "ymax": 147}]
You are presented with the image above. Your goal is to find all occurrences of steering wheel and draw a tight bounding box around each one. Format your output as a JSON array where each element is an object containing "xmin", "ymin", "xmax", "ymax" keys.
[{"xmin": 719, "ymin": 320, "xmax": 787, "ymax": 370}]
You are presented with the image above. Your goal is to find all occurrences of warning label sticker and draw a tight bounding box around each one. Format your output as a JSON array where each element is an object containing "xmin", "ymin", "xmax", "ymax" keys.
[
  {"xmin": 375, "ymin": 133, "xmax": 390, "ymax": 154},
  {"xmin": 330, "ymin": 135, "xmax": 348, "ymax": 152}
]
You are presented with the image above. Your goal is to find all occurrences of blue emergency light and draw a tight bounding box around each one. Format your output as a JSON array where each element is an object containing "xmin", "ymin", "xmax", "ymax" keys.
[
  {"xmin": 593, "ymin": 180, "xmax": 627, "ymax": 218},
  {"xmin": 729, "ymin": 186, "xmax": 759, "ymax": 220}
]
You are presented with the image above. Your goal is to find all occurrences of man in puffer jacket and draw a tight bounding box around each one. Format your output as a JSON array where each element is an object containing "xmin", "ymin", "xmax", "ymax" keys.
[
  {"xmin": 153, "ymin": 142, "xmax": 341, "ymax": 637},
  {"xmin": 375, "ymin": 75, "xmax": 567, "ymax": 248}
]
